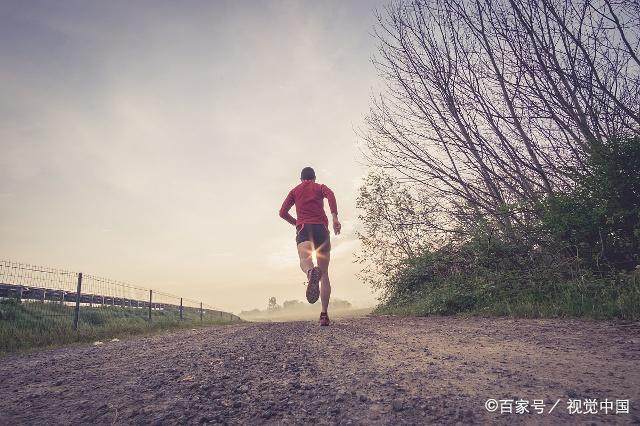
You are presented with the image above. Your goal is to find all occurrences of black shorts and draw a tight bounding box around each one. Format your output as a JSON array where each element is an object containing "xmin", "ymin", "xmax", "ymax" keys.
[{"xmin": 296, "ymin": 224, "xmax": 330, "ymax": 253}]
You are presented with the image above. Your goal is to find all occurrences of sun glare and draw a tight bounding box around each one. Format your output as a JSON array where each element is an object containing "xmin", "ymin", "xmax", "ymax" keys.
[{"xmin": 311, "ymin": 250, "xmax": 317, "ymax": 263}]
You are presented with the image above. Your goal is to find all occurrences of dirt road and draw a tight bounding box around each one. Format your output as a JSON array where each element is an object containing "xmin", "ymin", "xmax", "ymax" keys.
[{"xmin": 1, "ymin": 316, "xmax": 639, "ymax": 424}]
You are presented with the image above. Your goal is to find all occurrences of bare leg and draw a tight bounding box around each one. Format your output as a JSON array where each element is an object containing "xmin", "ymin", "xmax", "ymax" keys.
[
  {"xmin": 297, "ymin": 241, "xmax": 314, "ymax": 275},
  {"xmin": 316, "ymin": 250, "xmax": 331, "ymax": 313}
]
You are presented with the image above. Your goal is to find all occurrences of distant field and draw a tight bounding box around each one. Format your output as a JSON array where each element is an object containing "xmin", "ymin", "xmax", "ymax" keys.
[{"xmin": 241, "ymin": 307, "xmax": 373, "ymax": 322}]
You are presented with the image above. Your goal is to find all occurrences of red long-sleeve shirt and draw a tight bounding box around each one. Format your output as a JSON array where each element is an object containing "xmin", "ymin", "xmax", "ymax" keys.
[{"xmin": 279, "ymin": 180, "xmax": 338, "ymax": 227}]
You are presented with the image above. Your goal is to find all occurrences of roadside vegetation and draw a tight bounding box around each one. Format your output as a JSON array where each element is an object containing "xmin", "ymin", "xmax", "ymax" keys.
[
  {"xmin": 359, "ymin": 0, "xmax": 640, "ymax": 320},
  {"xmin": 0, "ymin": 299, "xmax": 238, "ymax": 354}
]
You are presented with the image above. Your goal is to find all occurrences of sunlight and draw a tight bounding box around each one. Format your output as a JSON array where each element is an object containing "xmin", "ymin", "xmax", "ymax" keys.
[{"xmin": 311, "ymin": 250, "xmax": 317, "ymax": 264}]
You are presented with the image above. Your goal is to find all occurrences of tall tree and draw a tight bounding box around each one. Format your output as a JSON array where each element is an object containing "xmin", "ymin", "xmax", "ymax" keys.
[{"xmin": 363, "ymin": 0, "xmax": 640, "ymax": 239}]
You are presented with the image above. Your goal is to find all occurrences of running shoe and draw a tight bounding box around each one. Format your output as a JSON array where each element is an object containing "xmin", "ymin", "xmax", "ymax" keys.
[
  {"xmin": 306, "ymin": 266, "xmax": 322, "ymax": 303},
  {"xmin": 319, "ymin": 312, "xmax": 330, "ymax": 326}
]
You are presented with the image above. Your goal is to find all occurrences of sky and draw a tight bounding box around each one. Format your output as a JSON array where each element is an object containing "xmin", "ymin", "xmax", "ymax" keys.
[{"xmin": 0, "ymin": 0, "xmax": 387, "ymax": 313}]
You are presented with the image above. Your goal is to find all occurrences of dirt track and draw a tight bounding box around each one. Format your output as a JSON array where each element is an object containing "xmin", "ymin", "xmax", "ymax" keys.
[{"xmin": 1, "ymin": 316, "xmax": 639, "ymax": 424}]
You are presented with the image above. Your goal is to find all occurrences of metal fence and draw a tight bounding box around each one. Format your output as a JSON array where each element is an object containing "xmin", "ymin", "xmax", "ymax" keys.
[{"xmin": 0, "ymin": 260, "xmax": 241, "ymax": 331}]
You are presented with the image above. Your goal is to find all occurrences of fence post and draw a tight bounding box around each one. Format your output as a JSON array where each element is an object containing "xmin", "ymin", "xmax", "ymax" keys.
[
  {"xmin": 180, "ymin": 298, "xmax": 183, "ymax": 320},
  {"xmin": 73, "ymin": 273, "xmax": 83, "ymax": 330},
  {"xmin": 200, "ymin": 302, "xmax": 203, "ymax": 322},
  {"xmin": 148, "ymin": 290, "xmax": 153, "ymax": 321}
]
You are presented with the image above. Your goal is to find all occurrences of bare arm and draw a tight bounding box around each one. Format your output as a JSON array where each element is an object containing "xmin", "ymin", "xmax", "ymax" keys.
[{"xmin": 331, "ymin": 212, "xmax": 341, "ymax": 235}]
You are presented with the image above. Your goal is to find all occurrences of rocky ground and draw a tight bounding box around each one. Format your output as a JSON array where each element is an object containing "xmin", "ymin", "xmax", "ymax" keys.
[{"xmin": 1, "ymin": 316, "xmax": 639, "ymax": 424}]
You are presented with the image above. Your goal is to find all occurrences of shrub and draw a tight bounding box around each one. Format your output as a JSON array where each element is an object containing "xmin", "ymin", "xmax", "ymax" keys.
[{"xmin": 541, "ymin": 136, "xmax": 640, "ymax": 271}]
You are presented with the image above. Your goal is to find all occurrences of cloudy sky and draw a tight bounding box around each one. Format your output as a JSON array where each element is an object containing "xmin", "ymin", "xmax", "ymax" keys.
[{"xmin": 0, "ymin": 1, "xmax": 387, "ymax": 312}]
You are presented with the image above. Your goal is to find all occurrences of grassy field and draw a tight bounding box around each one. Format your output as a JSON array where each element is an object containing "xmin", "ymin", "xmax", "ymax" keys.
[
  {"xmin": 375, "ymin": 270, "xmax": 640, "ymax": 321},
  {"xmin": 0, "ymin": 299, "xmax": 239, "ymax": 354}
]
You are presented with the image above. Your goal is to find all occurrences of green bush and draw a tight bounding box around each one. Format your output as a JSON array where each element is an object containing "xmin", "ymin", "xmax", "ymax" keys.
[
  {"xmin": 375, "ymin": 136, "xmax": 640, "ymax": 320},
  {"xmin": 377, "ymin": 247, "xmax": 640, "ymax": 320},
  {"xmin": 541, "ymin": 136, "xmax": 640, "ymax": 271}
]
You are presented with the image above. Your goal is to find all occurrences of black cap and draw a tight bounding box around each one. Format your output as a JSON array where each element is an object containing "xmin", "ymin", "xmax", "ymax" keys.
[{"xmin": 301, "ymin": 167, "xmax": 316, "ymax": 180}]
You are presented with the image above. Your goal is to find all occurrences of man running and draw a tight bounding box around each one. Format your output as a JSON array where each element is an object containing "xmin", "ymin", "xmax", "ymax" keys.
[{"xmin": 279, "ymin": 167, "xmax": 341, "ymax": 326}]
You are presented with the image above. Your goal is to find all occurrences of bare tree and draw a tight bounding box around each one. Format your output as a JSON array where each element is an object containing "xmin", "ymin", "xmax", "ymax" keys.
[
  {"xmin": 267, "ymin": 297, "xmax": 280, "ymax": 312},
  {"xmin": 363, "ymin": 0, "xmax": 640, "ymax": 246}
]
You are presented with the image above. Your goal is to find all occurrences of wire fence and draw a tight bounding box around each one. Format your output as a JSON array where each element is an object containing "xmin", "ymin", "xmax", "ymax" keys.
[{"xmin": 0, "ymin": 260, "xmax": 241, "ymax": 335}]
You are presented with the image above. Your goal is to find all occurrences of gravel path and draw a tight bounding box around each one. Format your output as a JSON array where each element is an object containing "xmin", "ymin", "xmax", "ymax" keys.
[{"xmin": 1, "ymin": 316, "xmax": 639, "ymax": 424}]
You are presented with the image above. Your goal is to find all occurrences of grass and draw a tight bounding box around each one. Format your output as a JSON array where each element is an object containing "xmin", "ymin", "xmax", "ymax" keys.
[
  {"xmin": 0, "ymin": 299, "xmax": 240, "ymax": 355},
  {"xmin": 375, "ymin": 270, "xmax": 640, "ymax": 321}
]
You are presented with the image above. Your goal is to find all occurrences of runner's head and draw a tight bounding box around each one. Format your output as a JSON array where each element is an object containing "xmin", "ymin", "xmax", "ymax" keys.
[{"xmin": 300, "ymin": 167, "xmax": 316, "ymax": 181}]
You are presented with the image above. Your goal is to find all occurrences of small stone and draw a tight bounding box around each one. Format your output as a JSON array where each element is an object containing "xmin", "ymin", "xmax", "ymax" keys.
[{"xmin": 392, "ymin": 400, "xmax": 404, "ymax": 411}]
